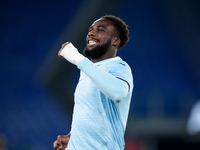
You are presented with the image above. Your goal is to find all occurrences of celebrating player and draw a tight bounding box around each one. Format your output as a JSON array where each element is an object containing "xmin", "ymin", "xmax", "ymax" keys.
[{"xmin": 53, "ymin": 15, "xmax": 133, "ymax": 150}]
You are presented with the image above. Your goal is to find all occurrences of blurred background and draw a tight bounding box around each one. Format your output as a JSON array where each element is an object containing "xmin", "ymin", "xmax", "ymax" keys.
[{"xmin": 0, "ymin": 0, "xmax": 200, "ymax": 149}]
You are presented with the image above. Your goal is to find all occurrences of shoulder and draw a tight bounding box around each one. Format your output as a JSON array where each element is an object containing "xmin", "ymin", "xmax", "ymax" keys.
[
  {"xmin": 106, "ymin": 57, "xmax": 133, "ymax": 81},
  {"xmin": 107, "ymin": 57, "xmax": 132, "ymax": 73}
]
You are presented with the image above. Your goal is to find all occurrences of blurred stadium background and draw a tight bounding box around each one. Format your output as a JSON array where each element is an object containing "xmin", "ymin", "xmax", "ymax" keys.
[{"xmin": 0, "ymin": 0, "xmax": 200, "ymax": 149}]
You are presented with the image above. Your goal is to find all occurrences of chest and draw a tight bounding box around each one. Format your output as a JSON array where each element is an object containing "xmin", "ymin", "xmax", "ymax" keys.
[{"xmin": 74, "ymin": 73, "xmax": 99, "ymax": 103}]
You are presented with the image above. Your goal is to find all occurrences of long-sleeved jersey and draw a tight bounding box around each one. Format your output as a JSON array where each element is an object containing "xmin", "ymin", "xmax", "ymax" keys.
[{"xmin": 67, "ymin": 57, "xmax": 133, "ymax": 150}]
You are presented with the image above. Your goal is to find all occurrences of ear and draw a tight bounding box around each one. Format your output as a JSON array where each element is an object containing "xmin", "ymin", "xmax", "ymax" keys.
[{"xmin": 112, "ymin": 37, "xmax": 120, "ymax": 47}]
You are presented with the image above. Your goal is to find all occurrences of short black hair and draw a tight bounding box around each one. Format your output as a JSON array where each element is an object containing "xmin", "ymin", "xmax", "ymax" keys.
[{"xmin": 101, "ymin": 15, "xmax": 129, "ymax": 48}]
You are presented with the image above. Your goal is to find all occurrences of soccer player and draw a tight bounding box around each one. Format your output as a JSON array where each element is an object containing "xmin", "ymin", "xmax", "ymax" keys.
[{"xmin": 53, "ymin": 15, "xmax": 133, "ymax": 150}]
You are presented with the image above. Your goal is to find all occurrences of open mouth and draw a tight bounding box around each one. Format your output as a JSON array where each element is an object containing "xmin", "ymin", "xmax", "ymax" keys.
[{"xmin": 87, "ymin": 39, "xmax": 98, "ymax": 47}]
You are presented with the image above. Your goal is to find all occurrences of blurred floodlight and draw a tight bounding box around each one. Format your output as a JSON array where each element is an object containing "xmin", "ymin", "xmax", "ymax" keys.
[{"xmin": 187, "ymin": 100, "xmax": 200, "ymax": 135}]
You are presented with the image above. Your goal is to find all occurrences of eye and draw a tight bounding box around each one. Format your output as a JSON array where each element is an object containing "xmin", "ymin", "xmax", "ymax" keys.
[
  {"xmin": 89, "ymin": 28, "xmax": 92, "ymax": 32},
  {"xmin": 97, "ymin": 28, "xmax": 104, "ymax": 33}
]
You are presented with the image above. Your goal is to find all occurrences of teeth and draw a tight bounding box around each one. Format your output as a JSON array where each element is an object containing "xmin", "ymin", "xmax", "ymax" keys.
[{"xmin": 89, "ymin": 40, "xmax": 97, "ymax": 44}]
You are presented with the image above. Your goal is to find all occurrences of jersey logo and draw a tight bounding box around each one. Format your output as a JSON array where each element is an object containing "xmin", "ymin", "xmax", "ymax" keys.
[{"xmin": 119, "ymin": 62, "xmax": 125, "ymax": 66}]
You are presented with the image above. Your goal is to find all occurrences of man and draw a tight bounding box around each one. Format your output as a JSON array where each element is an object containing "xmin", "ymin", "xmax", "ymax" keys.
[{"xmin": 53, "ymin": 15, "xmax": 133, "ymax": 150}]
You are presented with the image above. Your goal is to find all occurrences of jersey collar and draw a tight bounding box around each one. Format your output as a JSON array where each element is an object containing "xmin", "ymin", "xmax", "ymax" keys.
[{"xmin": 95, "ymin": 56, "xmax": 122, "ymax": 66}]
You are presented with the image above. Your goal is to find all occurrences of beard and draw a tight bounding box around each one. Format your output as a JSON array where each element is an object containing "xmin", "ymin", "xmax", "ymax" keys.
[{"xmin": 83, "ymin": 39, "xmax": 111, "ymax": 59}]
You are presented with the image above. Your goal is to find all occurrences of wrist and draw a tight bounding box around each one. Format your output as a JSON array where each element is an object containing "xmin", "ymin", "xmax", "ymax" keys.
[
  {"xmin": 73, "ymin": 54, "xmax": 85, "ymax": 66},
  {"xmin": 60, "ymin": 42, "xmax": 85, "ymax": 66}
]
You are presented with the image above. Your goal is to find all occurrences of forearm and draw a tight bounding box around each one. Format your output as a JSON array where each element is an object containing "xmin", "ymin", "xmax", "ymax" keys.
[{"xmin": 78, "ymin": 58, "xmax": 129, "ymax": 102}]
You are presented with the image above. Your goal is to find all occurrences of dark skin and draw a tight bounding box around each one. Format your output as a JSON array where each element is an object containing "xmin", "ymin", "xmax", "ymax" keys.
[
  {"xmin": 58, "ymin": 18, "xmax": 120, "ymax": 63},
  {"xmin": 54, "ymin": 18, "xmax": 120, "ymax": 150},
  {"xmin": 53, "ymin": 134, "xmax": 71, "ymax": 150},
  {"xmin": 86, "ymin": 18, "xmax": 120, "ymax": 63}
]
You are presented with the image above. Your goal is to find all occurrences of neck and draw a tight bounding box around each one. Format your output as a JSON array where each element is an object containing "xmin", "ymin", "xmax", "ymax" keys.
[
  {"xmin": 91, "ymin": 49, "xmax": 117, "ymax": 63},
  {"xmin": 91, "ymin": 56, "xmax": 115, "ymax": 63}
]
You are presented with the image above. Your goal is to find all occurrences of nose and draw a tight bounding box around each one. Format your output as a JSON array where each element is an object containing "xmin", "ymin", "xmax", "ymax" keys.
[{"xmin": 88, "ymin": 30, "xmax": 96, "ymax": 37}]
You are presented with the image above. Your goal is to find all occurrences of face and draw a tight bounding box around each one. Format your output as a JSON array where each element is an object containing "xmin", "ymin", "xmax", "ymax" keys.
[{"xmin": 83, "ymin": 18, "xmax": 116, "ymax": 58}]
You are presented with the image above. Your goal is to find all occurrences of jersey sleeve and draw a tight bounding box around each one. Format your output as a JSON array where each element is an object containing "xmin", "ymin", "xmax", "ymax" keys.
[
  {"xmin": 107, "ymin": 60, "xmax": 133, "ymax": 92},
  {"xmin": 77, "ymin": 58, "xmax": 130, "ymax": 102}
]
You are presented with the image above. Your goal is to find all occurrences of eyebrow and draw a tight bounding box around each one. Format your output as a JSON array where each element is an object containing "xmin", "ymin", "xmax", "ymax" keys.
[{"xmin": 89, "ymin": 25, "xmax": 106, "ymax": 29}]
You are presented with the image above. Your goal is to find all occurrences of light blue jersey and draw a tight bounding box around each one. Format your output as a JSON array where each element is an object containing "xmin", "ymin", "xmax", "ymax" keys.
[{"xmin": 67, "ymin": 57, "xmax": 133, "ymax": 150}]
